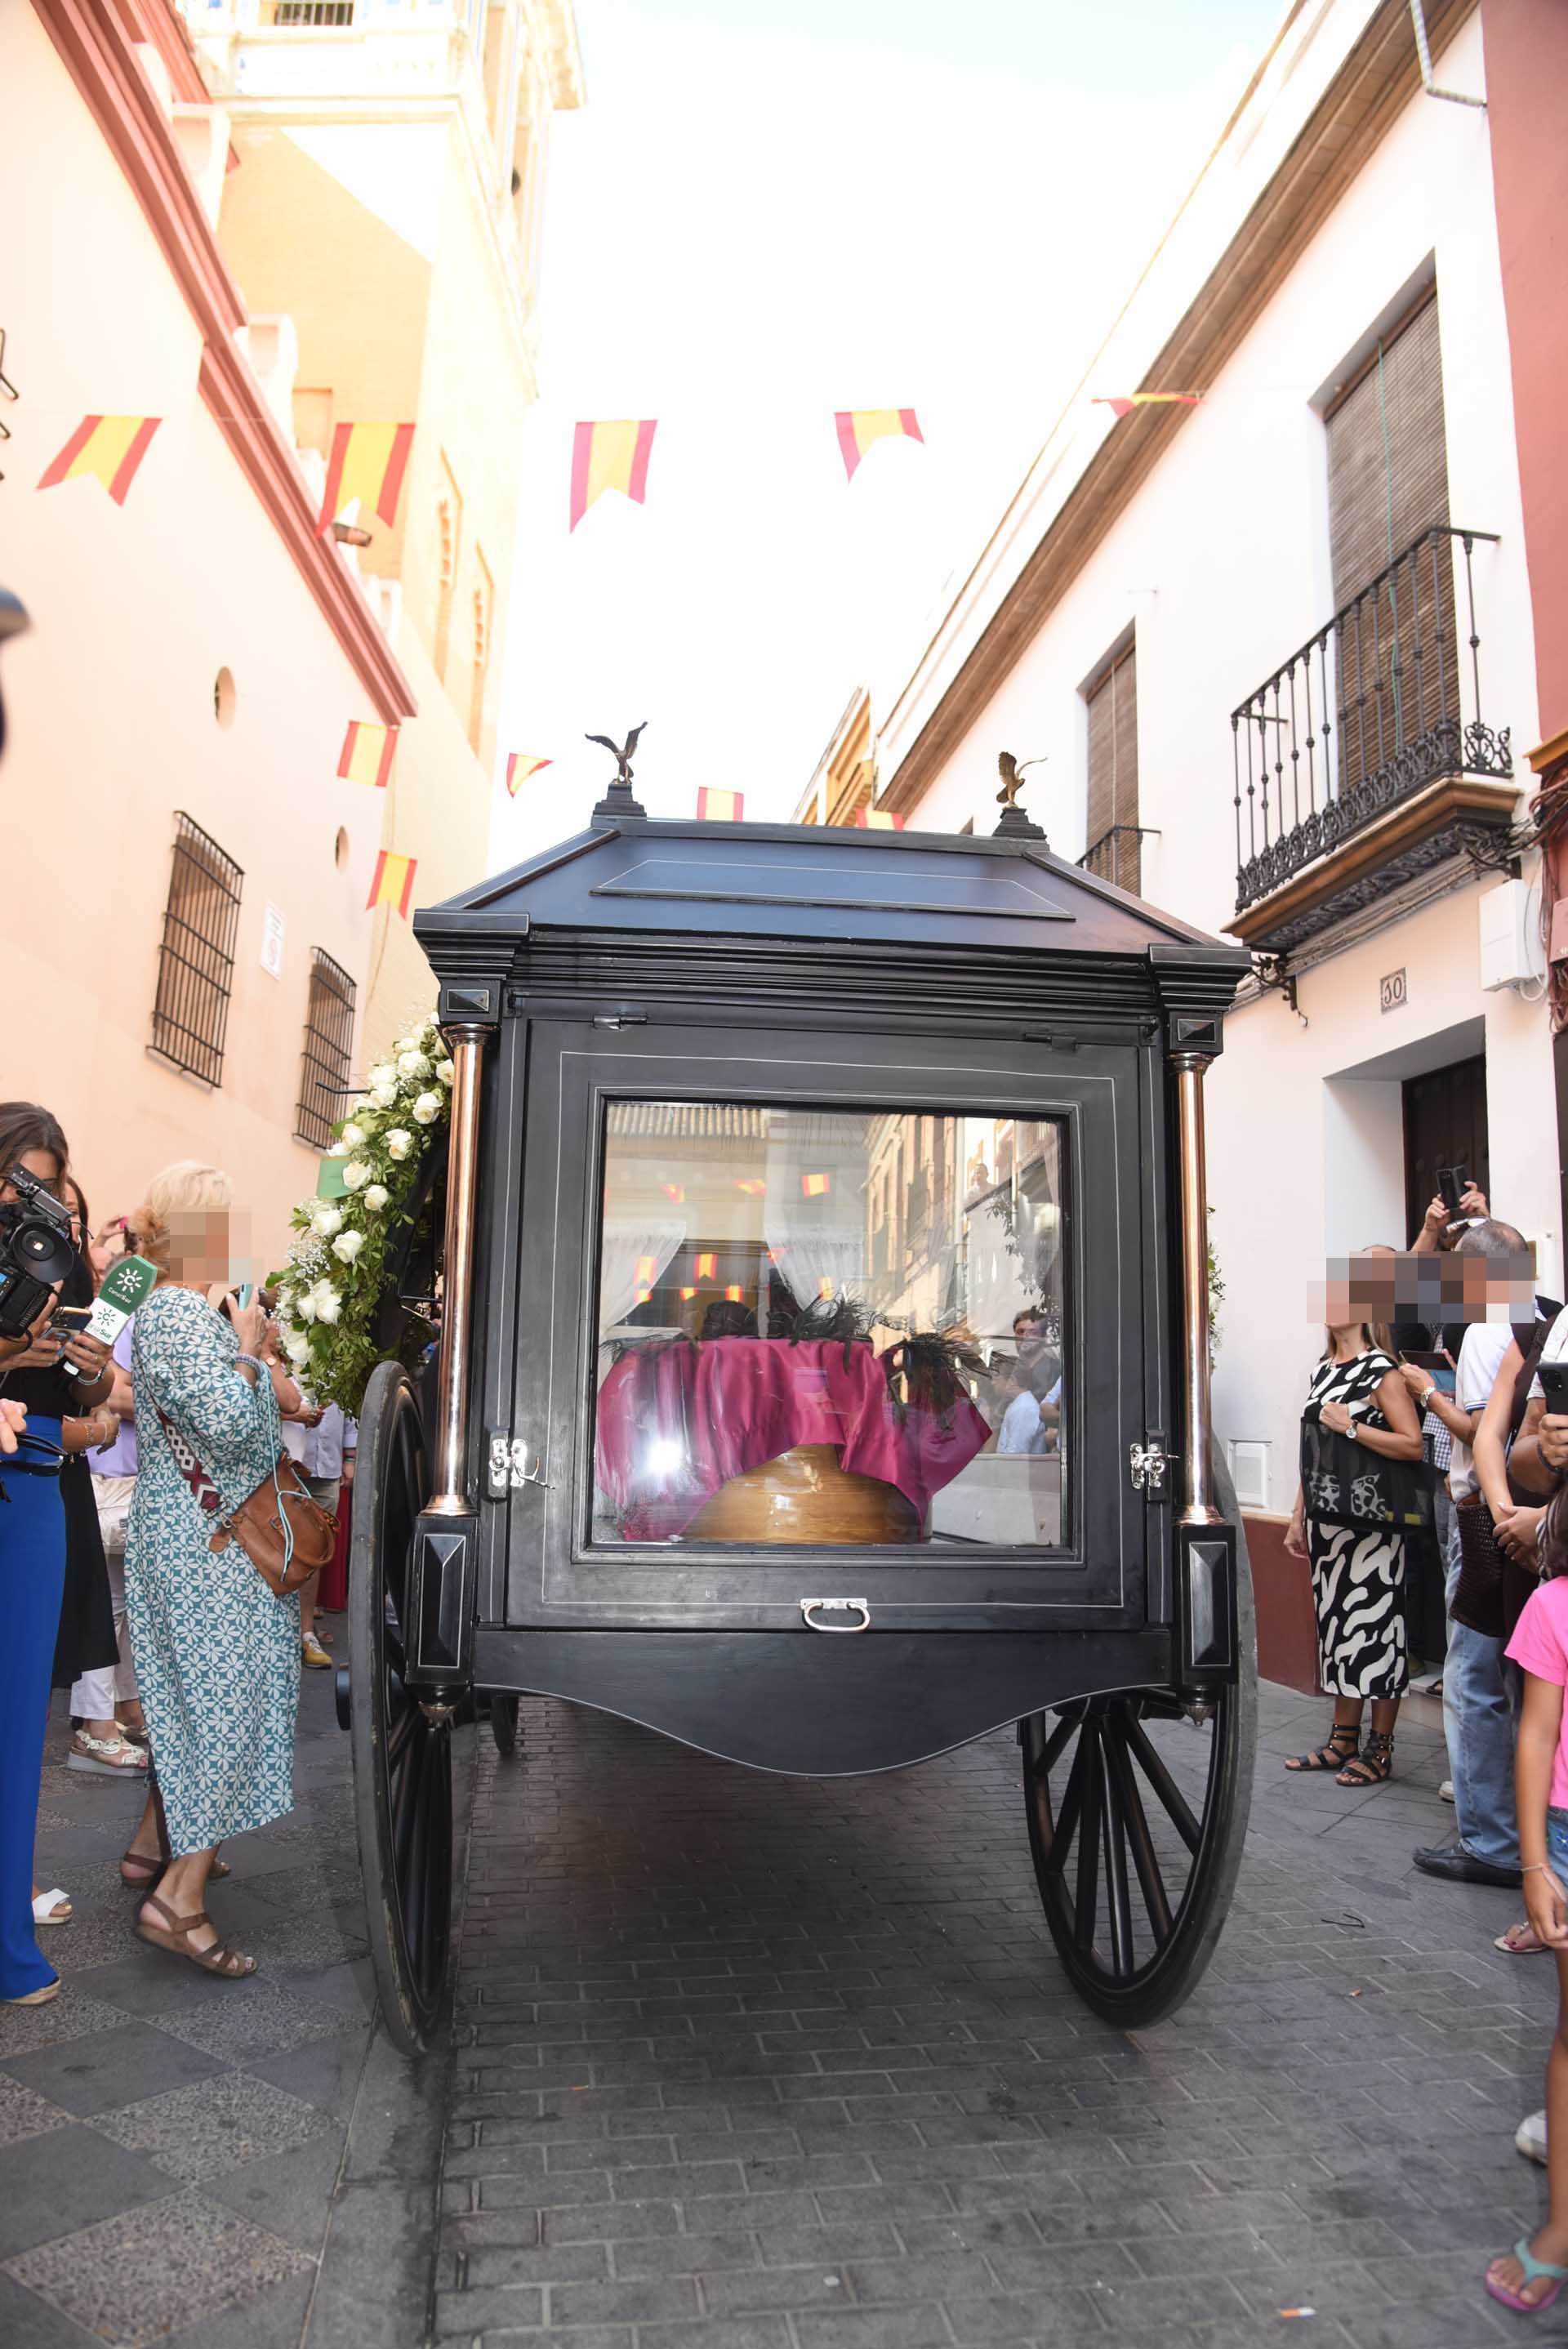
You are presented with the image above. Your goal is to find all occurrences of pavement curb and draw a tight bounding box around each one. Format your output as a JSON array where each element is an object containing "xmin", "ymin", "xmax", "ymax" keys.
[{"xmin": 304, "ymin": 1721, "xmax": 477, "ymax": 2349}]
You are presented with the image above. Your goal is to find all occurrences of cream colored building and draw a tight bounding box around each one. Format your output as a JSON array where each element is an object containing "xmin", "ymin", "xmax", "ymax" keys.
[
  {"xmin": 180, "ymin": 0, "xmax": 584, "ymax": 1054},
  {"xmin": 796, "ymin": 0, "xmax": 1563, "ymax": 1684},
  {"xmin": 1, "ymin": 0, "xmax": 577, "ymax": 1267}
]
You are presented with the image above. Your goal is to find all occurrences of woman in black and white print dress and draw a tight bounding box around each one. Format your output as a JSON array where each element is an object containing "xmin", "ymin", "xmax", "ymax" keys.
[{"xmin": 1283, "ymin": 1299, "xmax": 1424, "ymax": 1788}]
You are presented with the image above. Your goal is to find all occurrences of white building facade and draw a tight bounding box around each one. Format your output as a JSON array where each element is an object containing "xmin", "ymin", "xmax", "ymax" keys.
[{"xmin": 806, "ymin": 0, "xmax": 1556, "ymax": 1660}]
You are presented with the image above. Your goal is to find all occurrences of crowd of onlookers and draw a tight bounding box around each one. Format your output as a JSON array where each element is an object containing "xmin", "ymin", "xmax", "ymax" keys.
[
  {"xmin": 0, "ymin": 1102, "xmax": 350, "ymax": 2005},
  {"xmin": 1273, "ymin": 1181, "xmax": 1568, "ymax": 2312}
]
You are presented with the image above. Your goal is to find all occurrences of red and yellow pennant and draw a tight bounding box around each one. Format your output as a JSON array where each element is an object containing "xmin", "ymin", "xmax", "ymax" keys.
[
  {"xmin": 337, "ymin": 720, "xmax": 399, "ymax": 789},
  {"xmin": 694, "ymin": 1251, "xmax": 717, "ymax": 1280},
  {"xmin": 318, "ymin": 421, "xmax": 415, "ymax": 533},
  {"xmin": 835, "ymin": 408, "xmax": 922, "ymax": 481},
  {"xmin": 38, "ymin": 416, "xmax": 161, "ymax": 506},
  {"xmin": 1093, "ymin": 393, "xmax": 1204, "ymax": 419},
  {"xmin": 855, "ymin": 809, "xmax": 905, "ymax": 829},
  {"xmin": 801, "ymin": 1172, "xmax": 831, "ymax": 1199},
  {"xmin": 506, "ymin": 752, "xmax": 552, "ymax": 796},
  {"xmin": 569, "ymin": 418, "xmax": 657, "ymax": 531},
  {"xmin": 367, "ymin": 850, "xmax": 418, "ymax": 920},
  {"xmin": 696, "ymin": 787, "xmax": 743, "ymax": 822}
]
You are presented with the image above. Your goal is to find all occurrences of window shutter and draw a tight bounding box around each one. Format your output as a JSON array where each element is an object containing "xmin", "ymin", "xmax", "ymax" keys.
[
  {"xmin": 1326, "ymin": 295, "xmax": 1454, "ymax": 791},
  {"xmin": 1085, "ymin": 643, "xmax": 1139, "ymax": 892}
]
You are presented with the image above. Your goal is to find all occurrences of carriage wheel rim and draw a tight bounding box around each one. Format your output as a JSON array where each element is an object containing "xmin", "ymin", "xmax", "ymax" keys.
[{"xmin": 350, "ymin": 1362, "xmax": 454, "ymax": 2053}]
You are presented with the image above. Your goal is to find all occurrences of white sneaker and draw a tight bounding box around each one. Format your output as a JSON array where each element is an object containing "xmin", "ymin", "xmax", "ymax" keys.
[
  {"xmin": 1517, "ymin": 2110, "xmax": 1548, "ymax": 2165},
  {"xmin": 1439, "ymin": 1780, "xmax": 1454, "ymax": 1803}
]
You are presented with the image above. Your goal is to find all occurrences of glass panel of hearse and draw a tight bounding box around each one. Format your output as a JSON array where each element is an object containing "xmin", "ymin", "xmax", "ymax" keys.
[{"xmin": 590, "ymin": 1102, "xmax": 1067, "ymax": 1549}]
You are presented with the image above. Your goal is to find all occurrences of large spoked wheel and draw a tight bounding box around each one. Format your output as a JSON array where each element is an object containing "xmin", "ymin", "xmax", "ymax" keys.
[
  {"xmin": 1021, "ymin": 1469, "xmax": 1255, "ymax": 2028},
  {"xmin": 350, "ymin": 1361, "xmax": 454, "ymax": 2055}
]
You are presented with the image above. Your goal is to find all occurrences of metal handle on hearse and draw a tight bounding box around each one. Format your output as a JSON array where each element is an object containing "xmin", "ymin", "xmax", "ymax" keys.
[{"xmin": 1172, "ymin": 1049, "xmax": 1221, "ymax": 1527}]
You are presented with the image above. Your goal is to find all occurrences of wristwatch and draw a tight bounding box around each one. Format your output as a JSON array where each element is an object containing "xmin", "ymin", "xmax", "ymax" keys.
[{"xmin": 1419, "ymin": 1385, "xmax": 1436, "ymax": 1413}]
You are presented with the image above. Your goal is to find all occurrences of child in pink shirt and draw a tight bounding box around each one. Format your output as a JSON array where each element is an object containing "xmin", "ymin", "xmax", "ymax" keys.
[{"xmin": 1490, "ymin": 1571, "xmax": 1568, "ymax": 2311}]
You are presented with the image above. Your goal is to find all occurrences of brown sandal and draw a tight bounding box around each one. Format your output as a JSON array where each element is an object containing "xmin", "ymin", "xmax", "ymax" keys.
[
  {"xmin": 120, "ymin": 1843, "xmax": 229, "ymax": 1888},
  {"xmin": 136, "ymin": 1893, "xmax": 256, "ymax": 1978}
]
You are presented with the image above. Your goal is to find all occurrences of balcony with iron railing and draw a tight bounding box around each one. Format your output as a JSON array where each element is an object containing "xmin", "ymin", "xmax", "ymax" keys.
[{"xmin": 1227, "ymin": 527, "xmax": 1516, "ymax": 955}]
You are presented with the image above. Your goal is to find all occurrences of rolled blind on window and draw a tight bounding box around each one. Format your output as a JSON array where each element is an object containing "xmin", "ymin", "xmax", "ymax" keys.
[
  {"xmin": 1326, "ymin": 293, "xmax": 1454, "ymax": 790},
  {"xmin": 1085, "ymin": 643, "xmax": 1138, "ymax": 893}
]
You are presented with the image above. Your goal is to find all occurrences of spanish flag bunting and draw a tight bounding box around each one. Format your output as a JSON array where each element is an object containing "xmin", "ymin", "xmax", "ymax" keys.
[
  {"xmin": 506, "ymin": 752, "xmax": 552, "ymax": 795},
  {"xmin": 38, "ymin": 416, "xmax": 161, "ymax": 506},
  {"xmin": 679, "ymin": 1286, "xmax": 697, "ymax": 1302},
  {"xmin": 635, "ymin": 1255, "xmax": 658, "ymax": 1285},
  {"xmin": 694, "ymin": 1251, "xmax": 717, "ymax": 1280},
  {"xmin": 736, "ymin": 1179, "xmax": 765, "ymax": 1197},
  {"xmin": 725, "ymin": 1285, "xmax": 744, "ymax": 1304},
  {"xmin": 569, "ymin": 418, "xmax": 657, "ymax": 531},
  {"xmin": 367, "ymin": 850, "xmax": 417, "ymax": 920},
  {"xmin": 802, "ymin": 1172, "xmax": 831, "ymax": 1199},
  {"xmin": 835, "ymin": 408, "xmax": 923, "ymax": 481},
  {"xmin": 337, "ymin": 720, "xmax": 399, "ymax": 789},
  {"xmin": 817, "ymin": 1277, "xmax": 835, "ymax": 1300},
  {"xmin": 318, "ymin": 421, "xmax": 415, "ymax": 534},
  {"xmin": 696, "ymin": 787, "xmax": 743, "ymax": 822},
  {"xmin": 662, "ymin": 1183, "xmax": 685, "ymax": 1203},
  {"xmin": 855, "ymin": 809, "xmax": 905, "ymax": 829},
  {"xmin": 1093, "ymin": 393, "xmax": 1204, "ymax": 419}
]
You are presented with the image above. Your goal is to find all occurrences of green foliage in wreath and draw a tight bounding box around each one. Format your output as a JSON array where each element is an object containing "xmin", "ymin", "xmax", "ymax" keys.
[
  {"xmin": 1208, "ymin": 1203, "xmax": 1225, "ymax": 1371},
  {"xmin": 268, "ymin": 1015, "xmax": 451, "ymax": 1415}
]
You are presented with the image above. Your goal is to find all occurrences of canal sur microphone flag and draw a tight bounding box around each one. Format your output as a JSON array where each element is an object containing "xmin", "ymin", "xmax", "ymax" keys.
[
  {"xmin": 569, "ymin": 419, "xmax": 657, "ymax": 531},
  {"xmin": 506, "ymin": 753, "xmax": 552, "ymax": 795},
  {"xmin": 696, "ymin": 788, "xmax": 743, "ymax": 821},
  {"xmin": 855, "ymin": 809, "xmax": 906, "ymax": 829},
  {"xmin": 318, "ymin": 421, "xmax": 415, "ymax": 533},
  {"xmin": 367, "ymin": 850, "xmax": 418, "ymax": 920},
  {"xmin": 835, "ymin": 408, "xmax": 923, "ymax": 481},
  {"xmin": 337, "ymin": 720, "xmax": 399, "ymax": 789},
  {"xmin": 38, "ymin": 415, "xmax": 161, "ymax": 505},
  {"xmin": 1093, "ymin": 393, "xmax": 1204, "ymax": 418}
]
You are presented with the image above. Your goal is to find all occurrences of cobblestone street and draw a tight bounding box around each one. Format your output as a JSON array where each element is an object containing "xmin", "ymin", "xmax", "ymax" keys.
[
  {"xmin": 5, "ymin": 1674, "xmax": 1563, "ymax": 2347},
  {"xmin": 438, "ymin": 1683, "xmax": 1564, "ymax": 2349}
]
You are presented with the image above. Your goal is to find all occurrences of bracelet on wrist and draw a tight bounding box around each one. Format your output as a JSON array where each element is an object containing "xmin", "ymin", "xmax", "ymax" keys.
[
  {"xmin": 1523, "ymin": 1861, "xmax": 1554, "ymax": 1875},
  {"xmin": 234, "ymin": 1353, "xmax": 264, "ymax": 1377}
]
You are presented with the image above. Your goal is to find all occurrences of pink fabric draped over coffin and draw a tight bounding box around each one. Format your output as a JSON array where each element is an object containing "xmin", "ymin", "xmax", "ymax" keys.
[{"xmin": 594, "ymin": 1336, "xmax": 991, "ymax": 1543}]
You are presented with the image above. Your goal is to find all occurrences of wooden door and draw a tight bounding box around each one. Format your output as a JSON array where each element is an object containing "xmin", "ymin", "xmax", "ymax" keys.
[{"xmin": 1403, "ymin": 1053, "xmax": 1489, "ymax": 1237}]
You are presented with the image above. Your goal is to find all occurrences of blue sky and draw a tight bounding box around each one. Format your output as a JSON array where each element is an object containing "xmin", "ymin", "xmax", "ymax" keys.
[{"xmin": 493, "ymin": 0, "xmax": 1286, "ymax": 852}]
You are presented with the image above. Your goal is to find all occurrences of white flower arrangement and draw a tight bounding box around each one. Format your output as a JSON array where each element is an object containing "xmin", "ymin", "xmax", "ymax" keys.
[{"xmin": 268, "ymin": 1010, "xmax": 452, "ymax": 1415}]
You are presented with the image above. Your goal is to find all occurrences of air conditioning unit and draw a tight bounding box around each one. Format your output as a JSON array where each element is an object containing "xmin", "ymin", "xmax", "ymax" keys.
[{"xmin": 1479, "ymin": 878, "xmax": 1544, "ymax": 992}]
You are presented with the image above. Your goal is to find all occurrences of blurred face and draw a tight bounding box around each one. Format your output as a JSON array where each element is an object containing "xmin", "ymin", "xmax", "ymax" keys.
[
  {"xmin": 0, "ymin": 1145, "xmax": 62, "ymax": 1206},
  {"xmin": 165, "ymin": 1209, "xmax": 238, "ymax": 1287},
  {"xmin": 1013, "ymin": 1317, "xmax": 1046, "ymax": 1360}
]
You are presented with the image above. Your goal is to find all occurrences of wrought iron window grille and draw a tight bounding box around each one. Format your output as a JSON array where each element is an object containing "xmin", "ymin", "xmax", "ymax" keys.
[
  {"xmin": 1232, "ymin": 526, "xmax": 1511, "ymax": 915},
  {"xmin": 296, "ymin": 948, "xmax": 359, "ymax": 1151},
  {"xmin": 149, "ymin": 813, "xmax": 243, "ymax": 1089}
]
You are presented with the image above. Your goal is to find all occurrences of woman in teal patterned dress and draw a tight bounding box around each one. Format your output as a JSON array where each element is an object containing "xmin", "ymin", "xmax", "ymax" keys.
[{"xmin": 120, "ymin": 1164, "xmax": 300, "ymax": 1977}]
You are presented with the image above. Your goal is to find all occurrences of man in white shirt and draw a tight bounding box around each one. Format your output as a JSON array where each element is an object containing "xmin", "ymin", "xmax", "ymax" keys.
[{"xmin": 1406, "ymin": 1221, "xmax": 1536, "ymax": 1887}]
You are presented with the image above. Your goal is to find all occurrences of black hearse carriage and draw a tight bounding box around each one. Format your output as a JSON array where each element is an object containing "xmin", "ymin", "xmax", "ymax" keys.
[{"xmin": 343, "ymin": 763, "xmax": 1256, "ymax": 2055}]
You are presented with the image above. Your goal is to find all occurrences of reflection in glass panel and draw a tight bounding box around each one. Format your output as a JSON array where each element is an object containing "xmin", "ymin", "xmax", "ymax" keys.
[{"xmin": 591, "ymin": 1103, "xmax": 1067, "ymax": 1549}]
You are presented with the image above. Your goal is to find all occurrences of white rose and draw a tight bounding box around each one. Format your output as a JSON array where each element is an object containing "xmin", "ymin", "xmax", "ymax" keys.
[
  {"xmin": 341, "ymin": 1122, "xmax": 365, "ymax": 1148},
  {"xmin": 385, "ymin": 1129, "xmax": 412, "ymax": 1161},
  {"xmin": 412, "ymin": 1092, "xmax": 441, "ymax": 1125},
  {"xmin": 285, "ymin": 1331, "xmax": 311, "ymax": 1366},
  {"xmin": 312, "ymin": 1206, "xmax": 343, "ymax": 1238},
  {"xmin": 398, "ymin": 1032, "xmax": 423, "ymax": 1054},
  {"xmin": 371, "ymin": 1082, "xmax": 398, "ymax": 1109},
  {"xmin": 311, "ymin": 1281, "xmax": 341, "ymax": 1325},
  {"xmin": 332, "ymin": 1230, "xmax": 365, "ymax": 1264},
  {"xmin": 327, "ymin": 1140, "xmax": 350, "ymax": 1158},
  {"xmin": 398, "ymin": 1050, "xmax": 430, "ymax": 1080},
  {"xmin": 363, "ymin": 1183, "xmax": 390, "ymax": 1212},
  {"xmin": 341, "ymin": 1161, "xmax": 369, "ymax": 1191},
  {"xmin": 295, "ymin": 1288, "xmax": 318, "ymax": 1324},
  {"xmin": 368, "ymin": 1063, "xmax": 397, "ymax": 1089},
  {"xmin": 435, "ymin": 1059, "xmax": 455, "ymax": 1086}
]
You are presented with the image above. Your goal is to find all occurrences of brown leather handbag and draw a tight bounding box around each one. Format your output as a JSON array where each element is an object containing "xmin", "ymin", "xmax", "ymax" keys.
[{"xmin": 157, "ymin": 1406, "xmax": 335, "ymax": 1599}]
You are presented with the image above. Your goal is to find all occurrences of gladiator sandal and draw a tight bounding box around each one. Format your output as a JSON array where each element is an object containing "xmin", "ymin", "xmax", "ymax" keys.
[
  {"xmin": 1337, "ymin": 1727, "xmax": 1394, "ymax": 1787},
  {"xmin": 1285, "ymin": 1721, "xmax": 1361, "ymax": 1774}
]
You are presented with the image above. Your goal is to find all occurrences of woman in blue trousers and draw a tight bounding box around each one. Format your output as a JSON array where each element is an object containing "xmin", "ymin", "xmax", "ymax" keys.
[{"xmin": 0, "ymin": 1103, "xmax": 114, "ymax": 2007}]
